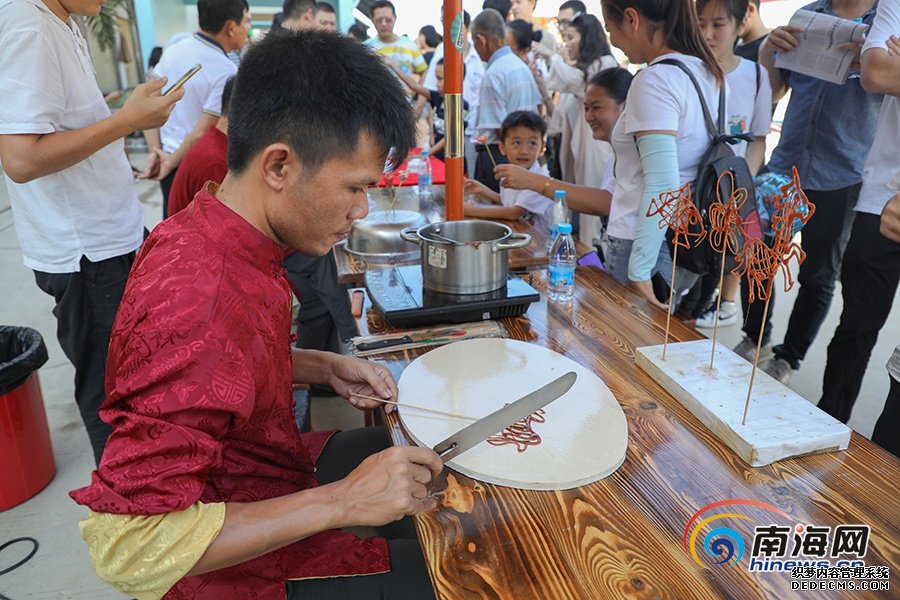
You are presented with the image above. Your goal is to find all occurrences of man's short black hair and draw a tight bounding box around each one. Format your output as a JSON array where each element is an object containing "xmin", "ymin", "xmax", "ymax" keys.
[
  {"xmin": 464, "ymin": 10, "xmax": 471, "ymax": 28},
  {"xmin": 347, "ymin": 22, "xmax": 369, "ymax": 41},
  {"xmin": 220, "ymin": 76, "xmax": 235, "ymax": 116},
  {"xmin": 228, "ymin": 30, "xmax": 415, "ymax": 176},
  {"xmin": 316, "ymin": 2, "xmax": 336, "ymax": 14},
  {"xmin": 370, "ymin": 0, "xmax": 396, "ymax": 16},
  {"xmin": 198, "ymin": 0, "xmax": 249, "ymax": 34},
  {"xmin": 482, "ymin": 0, "xmax": 511, "ymax": 20},
  {"xmin": 559, "ymin": 1, "xmax": 587, "ymax": 14},
  {"xmin": 500, "ymin": 110, "xmax": 547, "ymax": 141},
  {"xmin": 283, "ymin": 0, "xmax": 316, "ymax": 20}
]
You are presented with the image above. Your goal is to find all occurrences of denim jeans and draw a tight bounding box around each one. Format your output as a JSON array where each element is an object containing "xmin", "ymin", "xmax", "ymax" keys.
[{"xmin": 606, "ymin": 235, "xmax": 673, "ymax": 288}]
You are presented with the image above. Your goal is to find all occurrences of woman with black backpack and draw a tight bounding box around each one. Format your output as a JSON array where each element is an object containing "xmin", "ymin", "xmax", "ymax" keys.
[{"xmin": 600, "ymin": 0, "xmax": 724, "ymax": 305}]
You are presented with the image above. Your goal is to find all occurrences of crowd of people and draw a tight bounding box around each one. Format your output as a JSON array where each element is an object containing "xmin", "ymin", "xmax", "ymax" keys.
[{"xmin": 1, "ymin": 0, "xmax": 898, "ymax": 597}]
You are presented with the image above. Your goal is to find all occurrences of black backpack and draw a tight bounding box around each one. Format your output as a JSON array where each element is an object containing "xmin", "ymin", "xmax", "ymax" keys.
[{"xmin": 656, "ymin": 59, "xmax": 757, "ymax": 276}]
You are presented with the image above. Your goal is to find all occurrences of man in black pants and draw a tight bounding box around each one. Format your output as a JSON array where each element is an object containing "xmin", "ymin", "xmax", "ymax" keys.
[
  {"xmin": 746, "ymin": 2, "xmax": 882, "ymax": 383},
  {"xmin": 288, "ymin": 428, "xmax": 434, "ymax": 599},
  {"xmin": 818, "ymin": 3, "xmax": 900, "ymax": 455},
  {"xmin": 0, "ymin": 0, "xmax": 182, "ymax": 465}
]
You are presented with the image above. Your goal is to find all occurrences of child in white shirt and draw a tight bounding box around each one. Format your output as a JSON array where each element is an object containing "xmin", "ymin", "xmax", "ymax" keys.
[{"xmin": 463, "ymin": 111, "xmax": 554, "ymax": 232}]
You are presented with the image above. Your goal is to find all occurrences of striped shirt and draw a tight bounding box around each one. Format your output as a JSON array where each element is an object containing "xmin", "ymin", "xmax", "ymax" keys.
[
  {"xmin": 365, "ymin": 35, "xmax": 426, "ymax": 76},
  {"xmin": 475, "ymin": 46, "xmax": 542, "ymax": 144}
]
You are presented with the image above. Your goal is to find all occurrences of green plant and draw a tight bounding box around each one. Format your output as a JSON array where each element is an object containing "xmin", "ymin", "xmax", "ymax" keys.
[{"xmin": 85, "ymin": 0, "xmax": 133, "ymax": 53}]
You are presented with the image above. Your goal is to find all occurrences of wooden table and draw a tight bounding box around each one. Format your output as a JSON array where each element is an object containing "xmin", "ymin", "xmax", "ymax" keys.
[
  {"xmin": 334, "ymin": 185, "xmax": 563, "ymax": 287},
  {"xmin": 356, "ymin": 267, "xmax": 900, "ymax": 599}
]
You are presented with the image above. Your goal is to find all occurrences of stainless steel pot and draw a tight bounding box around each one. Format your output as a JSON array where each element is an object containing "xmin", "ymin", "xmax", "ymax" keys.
[
  {"xmin": 400, "ymin": 220, "xmax": 532, "ymax": 294},
  {"xmin": 345, "ymin": 210, "xmax": 429, "ymax": 263}
]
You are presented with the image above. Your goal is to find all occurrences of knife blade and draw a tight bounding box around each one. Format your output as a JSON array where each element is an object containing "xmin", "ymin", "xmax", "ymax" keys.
[{"xmin": 432, "ymin": 371, "xmax": 577, "ymax": 462}]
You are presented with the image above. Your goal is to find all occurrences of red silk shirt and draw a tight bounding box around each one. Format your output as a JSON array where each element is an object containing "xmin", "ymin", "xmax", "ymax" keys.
[{"xmin": 70, "ymin": 185, "xmax": 390, "ymax": 599}]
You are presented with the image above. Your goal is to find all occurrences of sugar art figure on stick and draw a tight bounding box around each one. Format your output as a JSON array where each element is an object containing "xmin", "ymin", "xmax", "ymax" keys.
[
  {"xmin": 734, "ymin": 167, "xmax": 815, "ymax": 424},
  {"xmin": 646, "ymin": 184, "xmax": 707, "ymax": 360}
]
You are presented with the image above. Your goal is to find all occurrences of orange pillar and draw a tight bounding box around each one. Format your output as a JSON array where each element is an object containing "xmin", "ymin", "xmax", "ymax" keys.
[{"xmin": 442, "ymin": 0, "xmax": 464, "ymax": 221}]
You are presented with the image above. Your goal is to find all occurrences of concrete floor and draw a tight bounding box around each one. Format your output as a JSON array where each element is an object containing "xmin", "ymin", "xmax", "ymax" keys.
[{"xmin": 0, "ymin": 157, "xmax": 896, "ymax": 598}]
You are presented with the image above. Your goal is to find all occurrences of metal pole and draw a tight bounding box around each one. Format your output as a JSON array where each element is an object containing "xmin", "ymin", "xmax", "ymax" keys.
[{"xmin": 442, "ymin": 0, "xmax": 464, "ymax": 221}]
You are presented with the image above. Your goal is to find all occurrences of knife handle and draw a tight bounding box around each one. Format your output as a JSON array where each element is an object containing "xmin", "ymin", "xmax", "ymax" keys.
[{"xmin": 357, "ymin": 335, "xmax": 415, "ymax": 352}]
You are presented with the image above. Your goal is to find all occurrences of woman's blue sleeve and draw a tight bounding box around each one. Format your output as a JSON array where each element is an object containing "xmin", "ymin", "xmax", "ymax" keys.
[{"xmin": 627, "ymin": 134, "xmax": 680, "ymax": 282}]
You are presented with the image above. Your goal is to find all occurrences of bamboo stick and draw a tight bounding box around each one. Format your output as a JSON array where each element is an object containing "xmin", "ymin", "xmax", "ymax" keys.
[{"xmin": 351, "ymin": 392, "xmax": 475, "ymax": 421}]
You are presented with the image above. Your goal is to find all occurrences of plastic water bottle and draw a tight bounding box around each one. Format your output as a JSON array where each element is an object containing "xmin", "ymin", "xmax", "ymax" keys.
[
  {"xmin": 548, "ymin": 223, "xmax": 576, "ymax": 303},
  {"xmin": 546, "ymin": 189, "xmax": 569, "ymax": 254},
  {"xmin": 418, "ymin": 149, "xmax": 433, "ymax": 207}
]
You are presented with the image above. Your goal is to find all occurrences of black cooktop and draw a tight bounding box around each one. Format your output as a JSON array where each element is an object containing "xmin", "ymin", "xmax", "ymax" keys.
[{"xmin": 364, "ymin": 265, "xmax": 540, "ymax": 328}]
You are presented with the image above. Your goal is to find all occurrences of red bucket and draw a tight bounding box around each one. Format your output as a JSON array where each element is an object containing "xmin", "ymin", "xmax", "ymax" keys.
[{"xmin": 0, "ymin": 373, "xmax": 56, "ymax": 511}]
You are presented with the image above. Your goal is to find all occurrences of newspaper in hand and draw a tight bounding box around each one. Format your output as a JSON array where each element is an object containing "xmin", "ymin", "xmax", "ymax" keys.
[{"xmin": 773, "ymin": 9, "xmax": 868, "ymax": 85}]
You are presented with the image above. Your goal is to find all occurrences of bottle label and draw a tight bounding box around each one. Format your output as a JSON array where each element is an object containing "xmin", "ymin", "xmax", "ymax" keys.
[{"xmin": 548, "ymin": 265, "xmax": 575, "ymax": 287}]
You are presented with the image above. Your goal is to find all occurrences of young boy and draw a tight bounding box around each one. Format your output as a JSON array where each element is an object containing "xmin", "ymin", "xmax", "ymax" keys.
[
  {"xmin": 691, "ymin": 0, "xmax": 772, "ymax": 329},
  {"xmin": 463, "ymin": 111, "xmax": 554, "ymax": 231},
  {"xmin": 389, "ymin": 58, "xmax": 468, "ymax": 165}
]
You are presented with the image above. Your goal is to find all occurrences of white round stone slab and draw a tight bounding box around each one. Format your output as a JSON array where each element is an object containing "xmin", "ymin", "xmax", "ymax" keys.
[{"xmin": 397, "ymin": 338, "xmax": 628, "ymax": 490}]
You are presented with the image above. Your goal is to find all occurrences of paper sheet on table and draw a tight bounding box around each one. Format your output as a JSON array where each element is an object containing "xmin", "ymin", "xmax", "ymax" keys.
[{"xmin": 774, "ymin": 9, "xmax": 868, "ymax": 85}]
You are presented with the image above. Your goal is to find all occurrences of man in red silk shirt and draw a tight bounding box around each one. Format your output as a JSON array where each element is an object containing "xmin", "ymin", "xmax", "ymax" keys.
[{"xmin": 71, "ymin": 31, "xmax": 442, "ymax": 599}]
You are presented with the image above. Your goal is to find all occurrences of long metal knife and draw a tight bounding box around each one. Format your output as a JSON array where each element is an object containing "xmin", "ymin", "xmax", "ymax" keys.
[{"xmin": 432, "ymin": 371, "xmax": 577, "ymax": 462}]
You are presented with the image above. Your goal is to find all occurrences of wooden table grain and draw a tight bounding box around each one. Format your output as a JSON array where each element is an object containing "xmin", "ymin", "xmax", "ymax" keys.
[
  {"xmin": 335, "ymin": 185, "xmax": 566, "ymax": 287},
  {"xmin": 356, "ymin": 266, "xmax": 900, "ymax": 599}
]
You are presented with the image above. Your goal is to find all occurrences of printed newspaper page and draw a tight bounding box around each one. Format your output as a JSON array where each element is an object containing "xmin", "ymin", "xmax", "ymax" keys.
[{"xmin": 774, "ymin": 9, "xmax": 868, "ymax": 85}]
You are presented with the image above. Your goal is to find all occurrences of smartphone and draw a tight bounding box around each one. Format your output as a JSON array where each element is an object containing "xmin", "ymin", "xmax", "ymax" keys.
[{"xmin": 163, "ymin": 64, "xmax": 202, "ymax": 96}]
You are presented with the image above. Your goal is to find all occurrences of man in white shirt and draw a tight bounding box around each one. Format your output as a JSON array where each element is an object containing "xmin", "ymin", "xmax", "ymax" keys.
[
  {"xmin": 818, "ymin": 0, "xmax": 900, "ymax": 453},
  {"xmin": 0, "ymin": 0, "xmax": 182, "ymax": 464},
  {"xmin": 141, "ymin": 0, "xmax": 250, "ymax": 217},
  {"xmin": 423, "ymin": 10, "xmax": 484, "ymax": 177},
  {"xmin": 471, "ymin": 8, "xmax": 542, "ymax": 192}
]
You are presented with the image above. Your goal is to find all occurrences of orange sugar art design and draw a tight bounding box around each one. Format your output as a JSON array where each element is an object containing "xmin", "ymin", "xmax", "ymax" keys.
[
  {"xmin": 646, "ymin": 184, "xmax": 707, "ymax": 248},
  {"xmin": 487, "ymin": 408, "xmax": 546, "ymax": 452},
  {"xmin": 732, "ymin": 167, "xmax": 816, "ymax": 302}
]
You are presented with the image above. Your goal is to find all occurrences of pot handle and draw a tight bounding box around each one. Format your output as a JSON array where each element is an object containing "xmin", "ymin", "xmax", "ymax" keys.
[
  {"xmin": 494, "ymin": 232, "xmax": 532, "ymax": 252},
  {"xmin": 400, "ymin": 227, "xmax": 422, "ymax": 244}
]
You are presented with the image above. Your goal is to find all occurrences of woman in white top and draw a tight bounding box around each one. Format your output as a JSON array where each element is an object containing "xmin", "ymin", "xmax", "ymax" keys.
[
  {"xmin": 600, "ymin": 0, "xmax": 725, "ymax": 305},
  {"xmin": 691, "ymin": 0, "xmax": 773, "ymax": 328},
  {"xmin": 533, "ymin": 14, "xmax": 618, "ymax": 246}
]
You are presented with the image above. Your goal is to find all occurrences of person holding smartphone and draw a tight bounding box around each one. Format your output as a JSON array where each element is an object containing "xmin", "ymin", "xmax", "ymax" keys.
[
  {"xmin": 140, "ymin": 0, "xmax": 251, "ymax": 218},
  {"xmin": 0, "ymin": 0, "xmax": 183, "ymax": 465}
]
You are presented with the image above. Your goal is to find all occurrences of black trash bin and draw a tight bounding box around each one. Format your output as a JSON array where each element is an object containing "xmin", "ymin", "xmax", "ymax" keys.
[{"xmin": 0, "ymin": 326, "xmax": 55, "ymax": 511}]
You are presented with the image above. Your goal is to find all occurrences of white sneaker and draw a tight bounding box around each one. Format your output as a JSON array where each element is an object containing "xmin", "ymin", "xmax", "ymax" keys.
[{"xmin": 695, "ymin": 301, "xmax": 738, "ymax": 329}]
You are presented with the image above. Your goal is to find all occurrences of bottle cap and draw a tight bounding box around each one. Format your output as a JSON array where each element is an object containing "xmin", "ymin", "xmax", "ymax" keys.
[
  {"xmin": 557, "ymin": 223, "xmax": 572, "ymax": 234},
  {"xmin": 421, "ymin": 148, "xmax": 429, "ymax": 156},
  {"xmin": 554, "ymin": 190, "xmax": 566, "ymax": 200}
]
